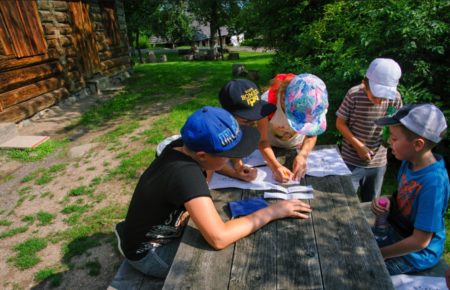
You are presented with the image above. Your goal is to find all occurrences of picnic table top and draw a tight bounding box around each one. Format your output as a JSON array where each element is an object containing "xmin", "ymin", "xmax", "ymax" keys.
[{"xmin": 162, "ymin": 145, "xmax": 394, "ymax": 290}]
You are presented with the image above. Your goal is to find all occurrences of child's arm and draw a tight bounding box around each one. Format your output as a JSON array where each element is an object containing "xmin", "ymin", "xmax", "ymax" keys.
[
  {"xmin": 217, "ymin": 160, "xmax": 257, "ymax": 182},
  {"xmin": 380, "ymin": 229, "xmax": 433, "ymax": 259},
  {"xmin": 185, "ymin": 196, "xmax": 311, "ymax": 250},
  {"xmin": 292, "ymin": 135, "xmax": 317, "ymax": 180},
  {"xmin": 257, "ymin": 118, "xmax": 293, "ymax": 183},
  {"xmin": 336, "ymin": 116, "xmax": 374, "ymax": 161}
]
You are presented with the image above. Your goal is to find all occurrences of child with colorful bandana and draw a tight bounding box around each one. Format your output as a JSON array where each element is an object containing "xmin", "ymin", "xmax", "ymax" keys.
[
  {"xmin": 372, "ymin": 104, "xmax": 449, "ymax": 275},
  {"xmin": 260, "ymin": 73, "xmax": 329, "ymax": 182},
  {"xmin": 336, "ymin": 58, "xmax": 403, "ymax": 202}
]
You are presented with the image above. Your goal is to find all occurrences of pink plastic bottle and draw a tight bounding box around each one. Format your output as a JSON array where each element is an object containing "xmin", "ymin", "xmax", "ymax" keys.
[{"xmin": 374, "ymin": 197, "xmax": 391, "ymax": 242}]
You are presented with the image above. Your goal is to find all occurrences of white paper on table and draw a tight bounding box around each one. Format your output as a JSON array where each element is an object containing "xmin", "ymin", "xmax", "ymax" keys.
[
  {"xmin": 306, "ymin": 147, "xmax": 352, "ymax": 177},
  {"xmin": 208, "ymin": 166, "xmax": 299, "ymax": 190},
  {"xmin": 391, "ymin": 274, "xmax": 446, "ymax": 290},
  {"xmin": 264, "ymin": 191, "xmax": 314, "ymax": 200},
  {"xmin": 241, "ymin": 149, "xmax": 266, "ymax": 167}
]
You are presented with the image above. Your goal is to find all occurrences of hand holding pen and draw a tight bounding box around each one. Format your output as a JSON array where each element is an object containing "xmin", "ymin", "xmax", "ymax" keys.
[{"xmin": 273, "ymin": 165, "xmax": 293, "ymax": 183}]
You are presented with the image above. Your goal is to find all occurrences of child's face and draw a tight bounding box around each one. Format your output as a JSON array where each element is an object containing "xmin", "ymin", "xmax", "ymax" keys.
[
  {"xmin": 202, "ymin": 153, "xmax": 229, "ymax": 171},
  {"xmin": 234, "ymin": 115, "xmax": 258, "ymax": 127},
  {"xmin": 388, "ymin": 126, "xmax": 416, "ymax": 160},
  {"xmin": 363, "ymin": 80, "xmax": 384, "ymax": 105}
]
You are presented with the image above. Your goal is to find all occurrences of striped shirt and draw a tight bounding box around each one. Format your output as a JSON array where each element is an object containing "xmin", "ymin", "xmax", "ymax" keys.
[{"xmin": 336, "ymin": 84, "xmax": 402, "ymax": 168}]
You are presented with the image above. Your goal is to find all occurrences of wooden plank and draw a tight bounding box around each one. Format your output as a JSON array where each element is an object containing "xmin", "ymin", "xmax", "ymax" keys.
[
  {"xmin": 163, "ymin": 189, "xmax": 241, "ymax": 290},
  {"xmin": 0, "ymin": 88, "xmax": 68, "ymax": 123},
  {"xmin": 0, "ymin": 61, "xmax": 63, "ymax": 93},
  {"xmin": 99, "ymin": 1, "xmax": 122, "ymax": 46},
  {"xmin": 68, "ymin": 1, "xmax": 101, "ymax": 77},
  {"xmin": 307, "ymin": 173, "xmax": 394, "ymax": 289},
  {"xmin": 276, "ymin": 205, "xmax": 322, "ymax": 289},
  {"xmin": 0, "ymin": 53, "xmax": 56, "ymax": 71},
  {"xmin": 0, "ymin": 9, "xmax": 13, "ymax": 56},
  {"xmin": 0, "ymin": 77, "xmax": 62, "ymax": 110},
  {"xmin": 0, "ymin": 0, "xmax": 47, "ymax": 58},
  {"xmin": 229, "ymin": 189, "xmax": 277, "ymax": 289}
]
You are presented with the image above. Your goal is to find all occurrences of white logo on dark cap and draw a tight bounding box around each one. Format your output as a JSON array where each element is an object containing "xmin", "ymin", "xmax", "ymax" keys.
[{"xmin": 218, "ymin": 117, "xmax": 240, "ymax": 147}]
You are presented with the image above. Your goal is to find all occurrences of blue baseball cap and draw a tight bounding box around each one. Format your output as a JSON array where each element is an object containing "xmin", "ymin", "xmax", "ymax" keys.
[{"xmin": 181, "ymin": 106, "xmax": 260, "ymax": 158}]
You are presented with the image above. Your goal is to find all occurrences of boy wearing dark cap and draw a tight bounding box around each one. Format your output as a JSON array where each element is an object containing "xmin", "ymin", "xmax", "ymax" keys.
[
  {"xmin": 115, "ymin": 106, "xmax": 312, "ymax": 280},
  {"xmin": 218, "ymin": 79, "xmax": 276, "ymax": 181},
  {"xmin": 371, "ymin": 104, "xmax": 449, "ymax": 274}
]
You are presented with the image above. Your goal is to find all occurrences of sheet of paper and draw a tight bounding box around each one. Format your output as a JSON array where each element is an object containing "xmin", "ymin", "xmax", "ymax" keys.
[
  {"xmin": 208, "ymin": 166, "xmax": 299, "ymax": 190},
  {"xmin": 306, "ymin": 147, "xmax": 352, "ymax": 177},
  {"xmin": 391, "ymin": 274, "xmax": 446, "ymax": 290},
  {"xmin": 264, "ymin": 191, "xmax": 314, "ymax": 200},
  {"xmin": 241, "ymin": 149, "xmax": 266, "ymax": 167}
]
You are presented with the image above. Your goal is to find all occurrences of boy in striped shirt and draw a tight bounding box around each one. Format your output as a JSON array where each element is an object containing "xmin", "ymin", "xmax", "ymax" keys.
[{"xmin": 336, "ymin": 58, "xmax": 402, "ymax": 202}]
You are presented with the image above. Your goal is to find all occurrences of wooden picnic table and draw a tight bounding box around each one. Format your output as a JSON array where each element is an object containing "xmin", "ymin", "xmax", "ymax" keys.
[{"xmin": 162, "ymin": 145, "xmax": 394, "ymax": 289}]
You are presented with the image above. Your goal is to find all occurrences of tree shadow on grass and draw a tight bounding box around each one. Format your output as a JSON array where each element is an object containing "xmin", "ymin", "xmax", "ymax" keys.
[{"xmin": 31, "ymin": 232, "xmax": 122, "ymax": 290}]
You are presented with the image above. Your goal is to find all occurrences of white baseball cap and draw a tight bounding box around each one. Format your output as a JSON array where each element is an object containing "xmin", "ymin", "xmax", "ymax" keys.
[{"xmin": 366, "ymin": 58, "xmax": 402, "ymax": 100}]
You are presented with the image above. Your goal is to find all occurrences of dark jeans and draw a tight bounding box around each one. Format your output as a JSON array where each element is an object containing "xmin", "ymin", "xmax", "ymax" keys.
[{"xmin": 347, "ymin": 164, "xmax": 386, "ymax": 202}]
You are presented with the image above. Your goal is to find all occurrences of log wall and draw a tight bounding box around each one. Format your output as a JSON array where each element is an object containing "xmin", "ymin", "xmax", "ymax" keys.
[{"xmin": 0, "ymin": 0, "xmax": 130, "ymax": 123}]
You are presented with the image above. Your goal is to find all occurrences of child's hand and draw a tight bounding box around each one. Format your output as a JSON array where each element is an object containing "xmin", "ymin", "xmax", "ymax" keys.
[
  {"xmin": 292, "ymin": 154, "xmax": 307, "ymax": 180},
  {"xmin": 236, "ymin": 166, "xmax": 257, "ymax": 182},
  {"xmin": 371, "ymin": 198, "xmax": 389, "ymax": 216},
  {"xmin": 270, "ymin": 199, "xmax": 312, "ymax": 219},
  {"xmin": 273, "ymin": 166, "xmax": 293, "ymax": 183},
  {"xmin": 356, "ymin": 145, "xmax": 374, "ymax": 161}
]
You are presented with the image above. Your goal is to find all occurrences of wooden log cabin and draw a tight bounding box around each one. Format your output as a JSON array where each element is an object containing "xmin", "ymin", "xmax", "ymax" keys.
[{"xmin": 0, "ymin": 0, "xmax": 131, "ymax": 123}]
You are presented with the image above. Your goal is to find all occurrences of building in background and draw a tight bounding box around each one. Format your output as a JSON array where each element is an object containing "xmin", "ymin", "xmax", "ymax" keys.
[{"xmin": 0, "ymin": 0, "xmax": 131, "ymax": 123}]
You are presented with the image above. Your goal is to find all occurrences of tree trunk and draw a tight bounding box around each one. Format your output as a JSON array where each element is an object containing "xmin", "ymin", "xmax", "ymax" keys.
[
  {"xmin": 135, "ymin": 30, "xmax": 143, "ymax": 64},
  {"xmin": 217, "ymin": 28, "xmax": 224, "ymax": 60}
]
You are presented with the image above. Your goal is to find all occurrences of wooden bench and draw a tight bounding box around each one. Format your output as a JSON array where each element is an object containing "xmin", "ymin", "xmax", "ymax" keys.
[{"xmin": 360, "ymin": 202, "xmax": 449, "ymax": 277}]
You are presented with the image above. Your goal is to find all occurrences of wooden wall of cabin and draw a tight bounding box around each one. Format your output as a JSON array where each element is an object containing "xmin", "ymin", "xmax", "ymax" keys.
[{"xmin": 0, "ymin": 0, "xmax": 130, "ymax": 123}]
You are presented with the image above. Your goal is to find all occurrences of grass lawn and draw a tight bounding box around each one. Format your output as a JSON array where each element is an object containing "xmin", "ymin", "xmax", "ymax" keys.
[{"xmin": 0, "ymin": 51, "xmax": 448, "ymax": 288}]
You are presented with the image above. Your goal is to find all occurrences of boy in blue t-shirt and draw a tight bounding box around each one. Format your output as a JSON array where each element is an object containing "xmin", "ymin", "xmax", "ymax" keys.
[{"xmin": 372, "ymin": 103, "xmax": 449, "ymax": 275}]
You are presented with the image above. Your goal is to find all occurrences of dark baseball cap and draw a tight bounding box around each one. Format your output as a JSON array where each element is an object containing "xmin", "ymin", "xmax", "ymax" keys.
[{"xmin": 219, "ymin": 79, "xmax": 276, "ymax": 121}]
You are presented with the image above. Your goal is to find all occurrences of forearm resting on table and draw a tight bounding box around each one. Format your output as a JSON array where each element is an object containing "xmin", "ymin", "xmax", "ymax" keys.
[
  {"xmin": 185, "ymin": 197, "xmax": 281, "ymax": 250},
  {"xmin": 380, "ymin": 229, "xmax": 433, "ymax": 259}
]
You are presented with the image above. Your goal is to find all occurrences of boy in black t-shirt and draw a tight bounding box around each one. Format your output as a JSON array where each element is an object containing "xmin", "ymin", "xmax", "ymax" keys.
[{"xmin": 114, "ymin": 106, "xmax": 312, "ymax": 280}]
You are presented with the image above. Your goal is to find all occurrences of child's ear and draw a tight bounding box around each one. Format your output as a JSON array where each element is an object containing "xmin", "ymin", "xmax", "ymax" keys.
[
  {"xmin": 195, "ymin": 151, "xmax": 208, "ymax": 161},
  {"xmin": 413, "ymin": 138, "xmax": 425, "ymax": 152}
]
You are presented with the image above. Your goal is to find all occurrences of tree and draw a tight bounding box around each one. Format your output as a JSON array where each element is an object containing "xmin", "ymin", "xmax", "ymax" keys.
[
  {"xmin": 123, "ymin": 0, "xmax": 161, "ymax": 63},
  {"xmin": 188, "ymin": 0, "xmax": 244, "ymax": 52},
  {"xmin": 150, "ymin": 1, "xmax": 193, "ymax": 48}
]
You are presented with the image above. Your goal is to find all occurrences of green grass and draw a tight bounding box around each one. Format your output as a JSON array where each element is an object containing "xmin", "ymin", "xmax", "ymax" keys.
[
  {"xmin": 0, "ymin": 226, "xmax": 28, "ymax": 239},
  {"xmin": 61, "ymin": 204, "xmax": 89, "ymax": 215},
  {"xmin": 1, "ymin": 139, "xmax": 68, "ymax": 162},
  {"xmin": 68, "ymin": 186, "xmax": 93, "ymax": 197},
  {"xmin": 11, "ymin": 237, "xmax": 47, "ymax": 269},
  {"xmin": 36, "ymin": 211, "xmax": 55, "ymax": 226},
  {"xmin": 0, "ymin": 219, "xmax": 12, "ymax": 226},
  {"xmin": 107, "ymin": 148, "xmax": 155, "ymax": 180},
  {"xmin": 49, "ymin": 204, "xmax": 126, "ymax": 262}
]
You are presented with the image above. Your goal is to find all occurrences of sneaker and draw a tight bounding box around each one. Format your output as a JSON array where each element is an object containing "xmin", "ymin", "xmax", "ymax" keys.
[{"xmin": 114, "ymin": 221, "xmax": 125, "ymax": 257}]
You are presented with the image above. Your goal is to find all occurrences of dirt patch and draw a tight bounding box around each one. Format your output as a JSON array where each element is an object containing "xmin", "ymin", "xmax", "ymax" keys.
[{"xmin": 0, "ymin": 88, "xmax": 191, "ymax": 289}]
